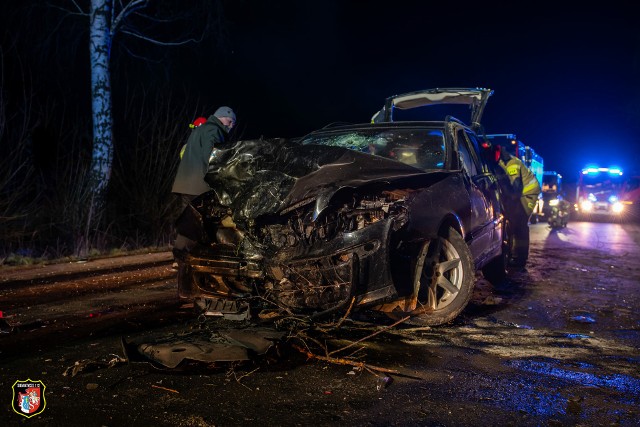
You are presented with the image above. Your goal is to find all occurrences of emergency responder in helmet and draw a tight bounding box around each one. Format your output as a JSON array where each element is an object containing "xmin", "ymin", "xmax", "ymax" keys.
[
  {"xmin": 171, "ymin": 107, "xmax": 237, "ymax": 267},
  {"xmin": 482, "ymin": 141, "xmax": 541, "ymax": 269}
]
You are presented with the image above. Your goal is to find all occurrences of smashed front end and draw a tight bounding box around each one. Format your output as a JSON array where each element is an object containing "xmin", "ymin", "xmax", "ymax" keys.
[
  {"xmin": 173, "ymin": 138, "xmax": 429, "ymax": 317},
  {"xmin": 175, "ymin": 184, "xmax": 411, "ymax": 316}
]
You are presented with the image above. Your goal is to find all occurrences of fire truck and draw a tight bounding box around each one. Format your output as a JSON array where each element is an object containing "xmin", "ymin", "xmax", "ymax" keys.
[{"xmin": 574, "ymin": 166, "xmax": 626, "ymax": 221}]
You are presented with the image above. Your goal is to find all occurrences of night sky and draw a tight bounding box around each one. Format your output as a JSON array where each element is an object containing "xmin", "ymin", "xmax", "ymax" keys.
[{"xmin": 3, "ymin": 1, "xmax": 640, "ymax": 183}]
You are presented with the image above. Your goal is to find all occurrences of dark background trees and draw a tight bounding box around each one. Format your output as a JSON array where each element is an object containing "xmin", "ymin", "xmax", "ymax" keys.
[{"xmin": 0, "ymin": 0, "xmax": 228, "ymax": 259}]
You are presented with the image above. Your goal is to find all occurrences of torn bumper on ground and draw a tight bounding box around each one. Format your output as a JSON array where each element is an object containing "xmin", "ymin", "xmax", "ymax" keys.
[{"xmin": 122, "ymin": 327, "xmax": 285, "ymax": 370}]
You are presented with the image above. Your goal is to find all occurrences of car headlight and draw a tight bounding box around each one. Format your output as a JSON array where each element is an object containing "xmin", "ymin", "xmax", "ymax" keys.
[
  {"xmin": 548, "ymin": 199, "xmax": 559, "ymax": 206},
  {"xmin": 612, "ymin": 202, "xmax": 624, "ymax": 213},
  {"xmin": 580, "ymin": 200, "xmax": 593, "ymax": 212}
]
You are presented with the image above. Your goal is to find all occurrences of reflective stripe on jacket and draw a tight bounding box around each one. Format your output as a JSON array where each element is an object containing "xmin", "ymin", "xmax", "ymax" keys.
[
  {"xmin": 500, "ymin": 156, "xmax": 541, "ymax": 197},
  {"xmin": 499, "ymin": 155, "xmax": 541, "ymax": 217}
]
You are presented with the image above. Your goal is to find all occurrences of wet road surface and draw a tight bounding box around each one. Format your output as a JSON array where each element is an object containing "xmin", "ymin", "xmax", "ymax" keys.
[{"xmin": 1, "ymin": 221, "xmax": 639, "ymax": 426}]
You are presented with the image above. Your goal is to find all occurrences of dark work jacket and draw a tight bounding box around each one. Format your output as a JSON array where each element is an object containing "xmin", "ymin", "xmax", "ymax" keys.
[{"xmin": 172, "ymin": 116, "xmax": 228, "ymax": 196}]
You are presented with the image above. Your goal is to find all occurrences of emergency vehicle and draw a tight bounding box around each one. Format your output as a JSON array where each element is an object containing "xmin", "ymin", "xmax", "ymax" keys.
[{"xmin": 574, "ymin": 166, "xmax": 625, "ymax": 221}]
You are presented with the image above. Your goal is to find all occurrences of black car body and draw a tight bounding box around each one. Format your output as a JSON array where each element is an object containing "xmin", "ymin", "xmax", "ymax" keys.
[{"xmin": 174, "ymin": 88, "xmax": 509, "ymax": 326}]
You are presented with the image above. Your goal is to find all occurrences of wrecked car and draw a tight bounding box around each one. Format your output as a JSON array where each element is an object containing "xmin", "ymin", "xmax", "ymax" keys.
[{"xmin": 174, "ymin": 87, "xmax": 509, "ymax": 326}]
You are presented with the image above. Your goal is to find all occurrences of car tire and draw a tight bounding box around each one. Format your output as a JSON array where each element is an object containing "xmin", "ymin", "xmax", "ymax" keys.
[{"xmin": 404, "ymin": 227, "xmax": 475, "ymax": 326}]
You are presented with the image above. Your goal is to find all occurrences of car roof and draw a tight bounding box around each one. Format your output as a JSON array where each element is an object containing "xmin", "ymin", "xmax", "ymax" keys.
[
  {"xmin": 318, "ymin": 120, "xmax": 446, "ymax": 131},
  {"xmin": 301, "ymin": 117, "xmax": 470, "ymax": 139},
  {"xmin": 299, "ymin": 120, "xmax": 474, "ymax": 148}
]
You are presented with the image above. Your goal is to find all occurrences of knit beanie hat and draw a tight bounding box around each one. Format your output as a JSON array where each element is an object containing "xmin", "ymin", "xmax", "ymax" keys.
[{"xmin": 214, "ymin": 106, "xmax": 236, "ymax": 121}]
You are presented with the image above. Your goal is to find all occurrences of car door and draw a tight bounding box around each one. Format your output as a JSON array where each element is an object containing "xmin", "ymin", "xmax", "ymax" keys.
[{"xmin": 453, "ymin": 128, "xmax": 496, "ymax": 263}]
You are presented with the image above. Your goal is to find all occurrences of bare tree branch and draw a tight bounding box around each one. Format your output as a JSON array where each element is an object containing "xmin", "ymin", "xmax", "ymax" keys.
[
  {"xmin": 119, "ymin": 28, "xmax": 203, "ymax": 46},
  {"xmin": 46, "ymin": 0, "xmax": 88, "ymax": 16},
  {"xmin": 68, "ymin": 0, "xmax": 88, "ymax": 14},
  {"xmin": 327, "ymin": 316, "xmax": 411, "ymax": 357},
  {"xmin": 111, "ymin": 0, "xmax": 148, "ymax": 34},
  {"xmin": 292, "ymin": 344, "xmax": 400, "ymax": 375}
]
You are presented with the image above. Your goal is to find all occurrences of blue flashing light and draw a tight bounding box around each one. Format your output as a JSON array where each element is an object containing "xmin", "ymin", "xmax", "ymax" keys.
[
  {"xmin": 581, "ymin": 166, "xmax": 624, "ymax": 176},
  {"xmin": 608, "ymin": 168, "xmax": 623, "ymax": 176},
  {"xmin": 608, "ymin": 195, "xmax": 619, "ymax": 204}
]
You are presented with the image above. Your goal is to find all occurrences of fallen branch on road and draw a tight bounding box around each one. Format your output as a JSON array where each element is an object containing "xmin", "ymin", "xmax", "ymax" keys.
[
  {"xmin": 291, "ymin": 343, "xmax": 400, "ymax": 375},
  {"xmin": 151, "ymin": 384, "xmax": 179, "ymax": 394},
  {"xmin": 328, "ymin": 315, "xmax": 411, "ymax": 356}
]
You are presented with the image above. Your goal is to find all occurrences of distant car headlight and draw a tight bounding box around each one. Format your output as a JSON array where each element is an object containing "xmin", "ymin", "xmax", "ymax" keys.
[
  {"xmin": 581, "ymin": 200, "xmax": 593, "ymax": 212},
  {"xmin": 612, "ymin": 202, "xmax": 624, "ymax": 213},
  {"xmin": 548, "ymin": 199, "xmax": 559, "ymax": 206}
]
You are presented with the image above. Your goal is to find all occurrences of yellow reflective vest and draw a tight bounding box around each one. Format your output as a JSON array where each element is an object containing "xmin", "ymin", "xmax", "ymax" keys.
[{"xmin": 498, "ymin": 155, "xmax": 541, "ymax": 216}]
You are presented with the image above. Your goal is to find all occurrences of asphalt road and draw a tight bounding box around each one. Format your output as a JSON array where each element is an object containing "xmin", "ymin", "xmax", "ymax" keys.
[{"xmin": 1, "ymin": 220, "xmax": 639, "ymax": 426}]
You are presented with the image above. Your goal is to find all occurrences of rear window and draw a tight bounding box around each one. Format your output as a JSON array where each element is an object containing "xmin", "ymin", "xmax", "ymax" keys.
[{"xmin": 300, "ymin": 128, "xmax": 446, "ymax": 170}]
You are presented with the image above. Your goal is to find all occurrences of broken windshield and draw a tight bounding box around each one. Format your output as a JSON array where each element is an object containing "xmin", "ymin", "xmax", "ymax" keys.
[{"xmin": 300, "ymin": 128, "xmax": 446, "ymax": 171}]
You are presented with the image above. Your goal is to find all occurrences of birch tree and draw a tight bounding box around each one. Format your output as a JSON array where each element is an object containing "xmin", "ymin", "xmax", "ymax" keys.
[{"xmin": 89, "ymin": 0, "xmax": 112, "ymax": 198}]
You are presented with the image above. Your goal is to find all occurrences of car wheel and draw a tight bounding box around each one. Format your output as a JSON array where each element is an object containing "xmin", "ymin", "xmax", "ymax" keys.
[
  {"xmin": 405, "ymin": 227, "xmax": 475, "ymax": 326},
  {"xmin": 482, "ymin": 219, "xmax": 510, "ymax": 286}
]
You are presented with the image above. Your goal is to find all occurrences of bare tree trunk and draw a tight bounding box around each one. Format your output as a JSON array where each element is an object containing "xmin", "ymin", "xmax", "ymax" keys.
[{"xmin": 85, "ymin": 0, "xmax": 113, "ymax": 255}]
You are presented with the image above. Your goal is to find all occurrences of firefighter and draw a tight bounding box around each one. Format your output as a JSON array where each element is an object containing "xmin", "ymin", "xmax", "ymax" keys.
[
  {"xmin": 484, "ymin": 142, "xmax": 541, "ymax": 268},
  {"xmin": 171, "ymin": 106, "xmax": 236, "ymax": 255},
  {"xmin": 171, "ymin": 117, "xmax": 205, "ymax": 270},
  {"xmin": 172, "ymin": 107, "xmax": 236, "ymax": 200}
]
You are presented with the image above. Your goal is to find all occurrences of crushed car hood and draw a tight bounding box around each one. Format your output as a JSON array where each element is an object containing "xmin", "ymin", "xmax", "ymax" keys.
[{"xmin": 204, "ymin": 138, "xmax": 450, "ymax": 221}]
